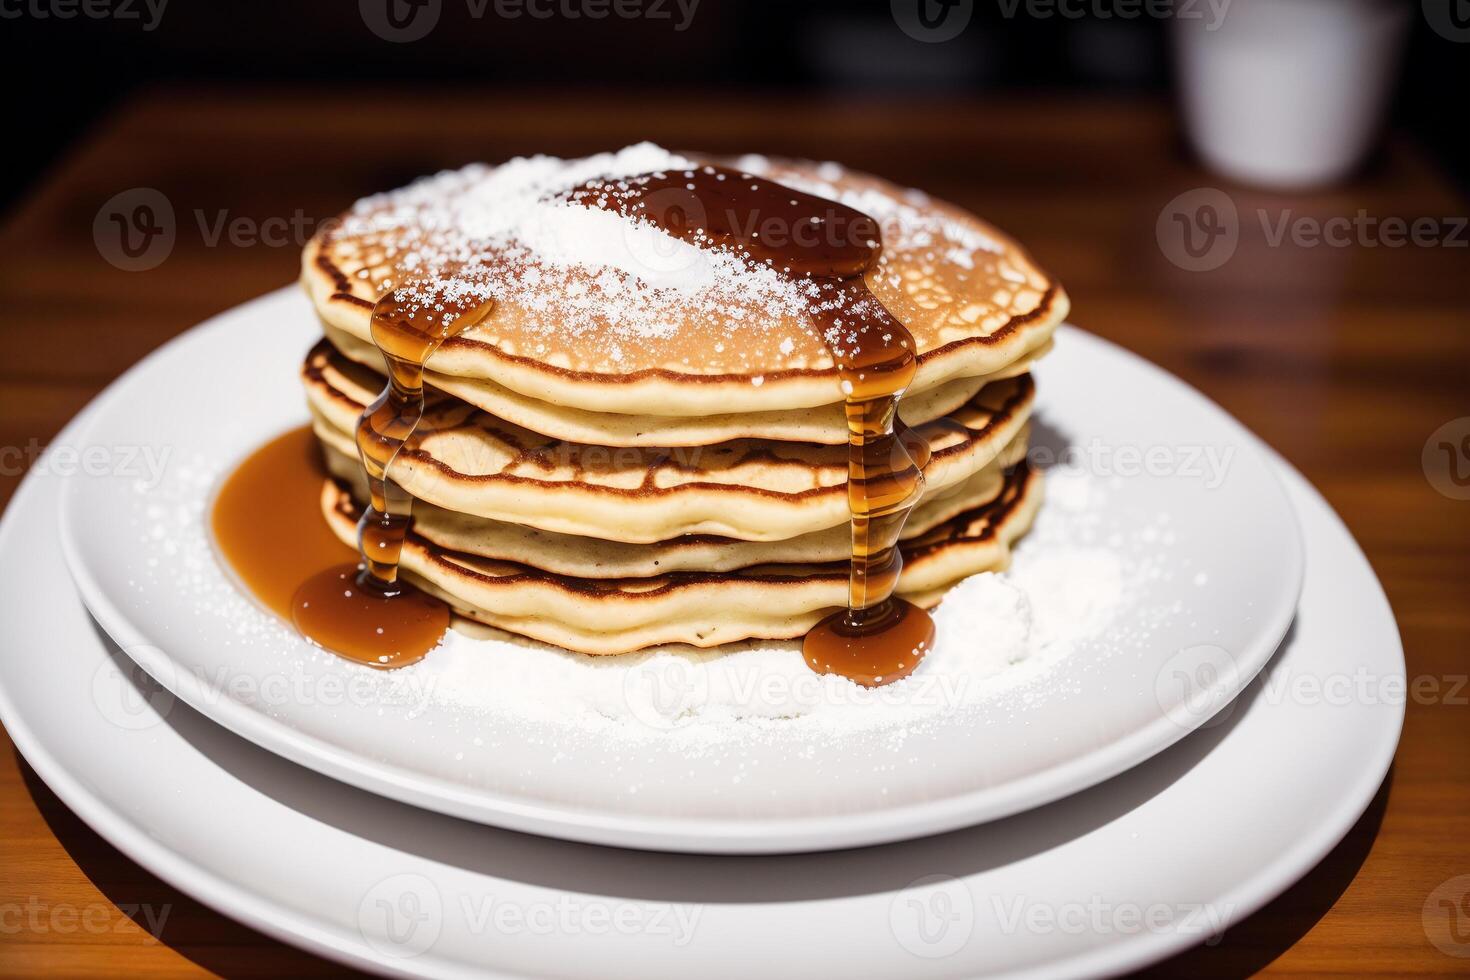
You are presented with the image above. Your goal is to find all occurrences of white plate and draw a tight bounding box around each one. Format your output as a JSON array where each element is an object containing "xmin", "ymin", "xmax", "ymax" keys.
[
  {"xmin": 1, "ymin": 410, "xmax": 1400, "ymax": 977},
  {"xmin": 55, "ymin": 288, "xmax": 1303, "ymax": 853}
]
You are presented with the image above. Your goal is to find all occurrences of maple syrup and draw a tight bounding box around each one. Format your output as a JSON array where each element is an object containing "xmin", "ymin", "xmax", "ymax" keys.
[
  {"xmin": 572, "ymin": 166, "xmax": 936, "ymax": 686},
  {"xmin": 214, "ymin": 280, "xmax": 493, "ymax": 668},
  {"xmin": 211, "ymin": 425, "xmax": 356, "ymax": 621},
  {"xmin": 288, "ymin": 281, "xmax": 495, "ymax": 667},
  {"xmin": 219, "ymin": 162, "xmax": 935, "ymax": 681}
]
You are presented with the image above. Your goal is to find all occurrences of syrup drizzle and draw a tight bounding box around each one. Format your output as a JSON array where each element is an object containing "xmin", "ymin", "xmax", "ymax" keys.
[
  {"xmin": 288, "ymin": 279, "xmax": 495, "ymax": 667},
  {"xmin": 569, "ymin": 165, "xmax": 936, "ymax": 686},
  {"xmin": 218, "ymin": 163, "xmax": 936, "ymax": 681}
]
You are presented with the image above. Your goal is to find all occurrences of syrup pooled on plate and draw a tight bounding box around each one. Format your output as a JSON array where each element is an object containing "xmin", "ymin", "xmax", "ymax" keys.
[
  {"xmin": 569, "ymin": 165, "xmax": 936, "ymax": 686},
  {"xmin": 211, "ymin": 425, "xmax": 357, "ymax": 620},
  {"xmin": 289, "ymin": 280, "xmax": 495, "ymax": 668}
]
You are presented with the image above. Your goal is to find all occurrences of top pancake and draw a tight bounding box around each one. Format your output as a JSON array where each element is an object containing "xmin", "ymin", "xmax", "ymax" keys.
[{"xmin": 302, "ymin": 144, "xmax": 1066, "ymax": 417}]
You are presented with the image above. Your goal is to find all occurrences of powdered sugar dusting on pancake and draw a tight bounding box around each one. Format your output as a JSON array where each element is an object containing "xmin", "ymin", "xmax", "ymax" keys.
[
  {"xmin": 313, "ymin": 145, "xmax": 1059, "ymax": 377},
  {"xmin": 332, "ymin": 143, "xmax": 818, "ymax": 368}
]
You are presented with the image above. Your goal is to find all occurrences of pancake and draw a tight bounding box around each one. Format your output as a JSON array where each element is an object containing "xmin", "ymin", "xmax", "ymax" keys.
[
  {"xmin": 323, "ymin": 319, "xmax": 1049, "ymax": 447},
  {"xmin": 302, "ymin": 340, "xmax": 1036, "ymax": 543},
  {"xmin": 319, "ymin": 428, "xmax": 1028, "ymax": 578},
  {"xmin": 302, "ymin": 144, "xmax": 1066, "ymax": 419},
  {"xmin": 318, "ymin": 464, "xmax": 1042, "ymax": 655}
]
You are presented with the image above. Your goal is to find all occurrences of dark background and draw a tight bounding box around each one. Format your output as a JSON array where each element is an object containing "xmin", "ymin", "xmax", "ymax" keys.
[{"xmin": 3, "ymin": 0, "xmax": 1467, "ymax": 216}]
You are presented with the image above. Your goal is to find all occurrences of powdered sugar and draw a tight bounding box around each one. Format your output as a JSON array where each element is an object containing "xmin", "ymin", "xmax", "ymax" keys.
[
  {"xmin": 409, "ymin": 534, "xmax": 1126, "ymax": 743},
  {"xmin": 327, "ymin": 144, "xmax": 1021, "ymax": 375},
  {"xmin": 131, "ymin": 451, "xmax": 1177, "ymax": 755},
  {"xmin": 338, "ymin": 144, "xmax": 815, "ymax": 354}
]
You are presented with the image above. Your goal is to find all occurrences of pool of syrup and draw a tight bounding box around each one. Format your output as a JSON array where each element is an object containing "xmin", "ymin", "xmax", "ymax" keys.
[{"xmin": 211, "ymin": 425, "xmax": 355, "ymax": 621}]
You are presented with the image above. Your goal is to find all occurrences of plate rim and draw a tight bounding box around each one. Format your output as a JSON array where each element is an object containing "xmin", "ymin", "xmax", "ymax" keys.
[{"xmin": 53, "ymin": 289, "xmax": 1306, "ymax": 853}]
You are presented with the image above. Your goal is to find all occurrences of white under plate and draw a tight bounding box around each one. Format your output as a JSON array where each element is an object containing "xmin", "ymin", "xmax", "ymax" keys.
[
  {"xmin": 58, "ymin": 289, "xmax": 1302, "ymax": 853},
  {"xmin": 1, "ymin": 406, "xmax": 1400, "ymax": 977}
]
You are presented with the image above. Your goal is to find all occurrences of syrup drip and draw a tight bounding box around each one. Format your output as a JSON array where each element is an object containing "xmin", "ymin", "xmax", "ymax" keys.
[
  {"xmin": 569, "ymin": 166, "xmax": 936, "ymax": 686},
  {"xmin": 288, "ymin": 281, "xmax": 495, "ymax": 668}
]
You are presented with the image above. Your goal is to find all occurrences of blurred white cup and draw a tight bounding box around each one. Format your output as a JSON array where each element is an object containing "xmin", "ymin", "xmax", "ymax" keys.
[{"xmin": 1172, "ymin": 0, "xmax": 1411, "ymax": 189}]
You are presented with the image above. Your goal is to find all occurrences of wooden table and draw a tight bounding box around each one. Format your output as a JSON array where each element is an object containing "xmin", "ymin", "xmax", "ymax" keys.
[{"xmin": 1, "ymin": 91, "xmax": 1466, "ymax": 977}]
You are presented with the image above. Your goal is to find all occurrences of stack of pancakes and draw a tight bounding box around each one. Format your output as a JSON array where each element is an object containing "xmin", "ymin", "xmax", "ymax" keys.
[{"xmin": 298, "ymin": 147, "xmax": 1067, "ymax": 655}]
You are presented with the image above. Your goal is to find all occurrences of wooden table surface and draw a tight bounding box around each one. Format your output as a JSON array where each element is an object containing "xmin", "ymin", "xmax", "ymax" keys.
[{"xmin": 0, "ymin": 90, "xmax": 1466, "ymax": 977}]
